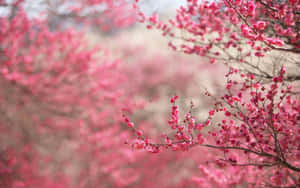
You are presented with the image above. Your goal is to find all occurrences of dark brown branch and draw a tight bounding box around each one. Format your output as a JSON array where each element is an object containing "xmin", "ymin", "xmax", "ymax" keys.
[
  {"xmin": 202, "ymin": 144, "xmax": 300, "ymax": 172},
  {"xmin": 219, "ymin": 159, "xmax": 280, "ymax": 167}
]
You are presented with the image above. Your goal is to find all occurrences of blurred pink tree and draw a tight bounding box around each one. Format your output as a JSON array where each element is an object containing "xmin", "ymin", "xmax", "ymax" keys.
[{"xmin": 0, "ymin": 0, "xmax": 204, "ymax": 187}]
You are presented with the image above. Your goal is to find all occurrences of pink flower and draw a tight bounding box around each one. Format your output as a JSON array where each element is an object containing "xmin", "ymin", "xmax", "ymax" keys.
[{"xmin": 170, "ymin": 95, "xmax": 178, "ymax": 103}]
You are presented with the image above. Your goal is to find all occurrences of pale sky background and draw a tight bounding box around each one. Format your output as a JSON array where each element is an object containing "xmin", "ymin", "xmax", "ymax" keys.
[
  {"xmin": 0, "ymin": 0, "xmax": 186, "ymax": 17},
  {"xmin": 139, "ymin": 0, "xmax": 185, "ymax": 14}
]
